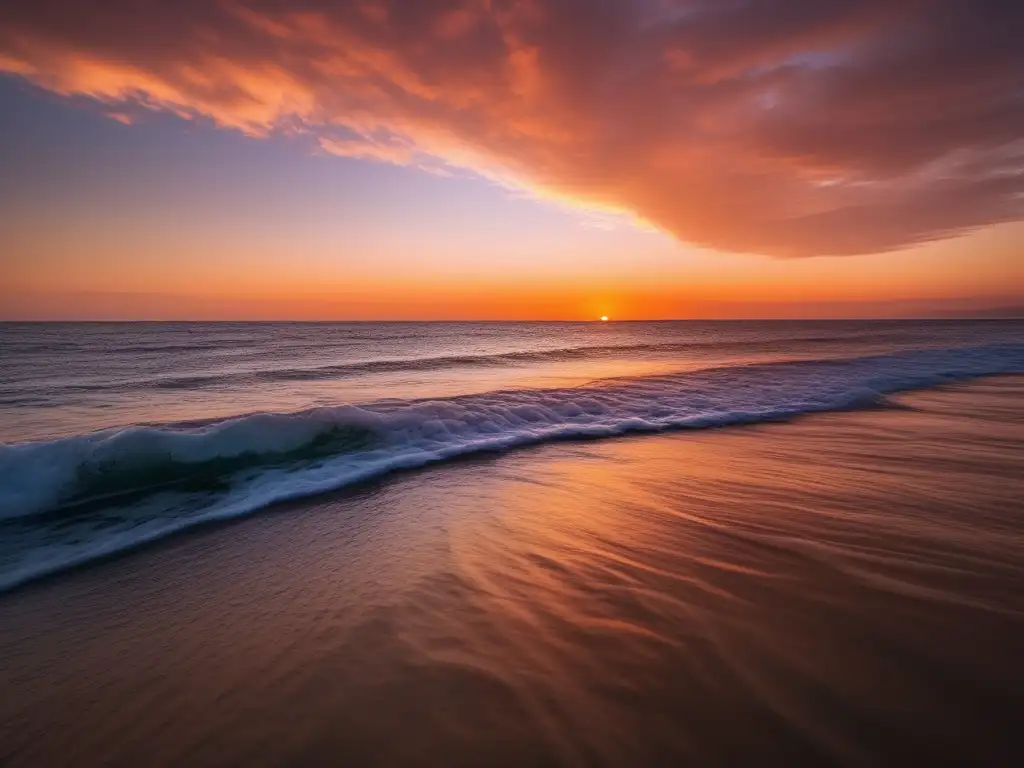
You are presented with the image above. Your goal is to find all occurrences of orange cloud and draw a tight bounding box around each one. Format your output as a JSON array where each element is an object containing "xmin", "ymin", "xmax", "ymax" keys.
[{"xmin": 1, "ymin": 0, "xmax": 1022, "ymax": 256}]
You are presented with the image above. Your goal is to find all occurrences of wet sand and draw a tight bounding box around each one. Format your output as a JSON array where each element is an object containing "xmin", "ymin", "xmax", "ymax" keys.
[{"xmin": 1, "ymin": 378, "xmax": 1022, "ymax": 766}]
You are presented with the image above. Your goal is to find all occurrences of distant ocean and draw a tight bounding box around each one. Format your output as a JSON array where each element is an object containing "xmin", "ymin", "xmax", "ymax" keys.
[{"xmin": 1, "ymin": 320, "xmax": 1022, "ymax": 592}]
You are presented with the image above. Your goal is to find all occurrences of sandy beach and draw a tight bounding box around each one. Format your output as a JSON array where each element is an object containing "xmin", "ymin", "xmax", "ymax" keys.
[
  {"xmin": 1, "ymin": 377, "xmax": 1022, "ymax": 766},
  {"xmin": 5, "ymin": 0, "xmax": 1024, "ymax": 761}
]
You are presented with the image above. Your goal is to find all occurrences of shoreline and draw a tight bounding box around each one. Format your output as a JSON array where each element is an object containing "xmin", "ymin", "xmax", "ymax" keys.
[
  {"xmin": 2, "ymin": 374, "xmax": 1015, "ymax": 602},
  {"xmin": 1, "ymin": 376, "xmax": 1022, "ymax": 766}
]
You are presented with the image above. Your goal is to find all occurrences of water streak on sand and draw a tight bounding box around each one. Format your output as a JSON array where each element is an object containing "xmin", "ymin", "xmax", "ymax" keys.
[{"xmin": 1, "ymin": 378, "xmax": 1022, "ymax": 766}]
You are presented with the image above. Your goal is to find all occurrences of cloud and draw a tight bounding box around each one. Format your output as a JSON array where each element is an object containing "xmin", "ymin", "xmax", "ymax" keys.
[{"xmin": 1, "ymin": 0, "xmax": 1022, "ymax": 256}]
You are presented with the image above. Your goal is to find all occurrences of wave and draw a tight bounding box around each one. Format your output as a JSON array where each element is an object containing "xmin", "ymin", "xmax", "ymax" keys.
[
  {"xmin": 0, "ymin": 343, "xmax": 1021, "ymax": 591},
  {"xmin": 40, "ymin": 333, "xmax": 911, "ymax": 394}
]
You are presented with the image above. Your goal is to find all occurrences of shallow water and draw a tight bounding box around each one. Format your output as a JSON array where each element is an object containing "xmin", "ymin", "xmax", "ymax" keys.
[
  {"xmin": 1, "ymin": 320, "xmax": 1022, "ymax": 591},
  {"xmin": 1, "ymin": 379, "xmax": 1021, "ymax": 766},
  {"xmin": 4, "ymin": 320, "xmax": 1022, "ymax": 443}
]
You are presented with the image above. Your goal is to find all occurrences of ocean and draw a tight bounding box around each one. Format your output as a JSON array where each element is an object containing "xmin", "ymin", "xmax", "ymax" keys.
[
  {"xmin": 0, "ymin": 320, "xmax": 1022, "ymax": 593},
  {"xmin": 2, "ymin": 320, "xmax": 1024, "ymax": 765}
]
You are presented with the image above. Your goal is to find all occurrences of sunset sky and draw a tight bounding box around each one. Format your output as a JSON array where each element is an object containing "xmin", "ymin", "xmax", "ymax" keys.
[{"xmin": 1, "ymin": 0, "xmax": 1022, "ymax": 320}]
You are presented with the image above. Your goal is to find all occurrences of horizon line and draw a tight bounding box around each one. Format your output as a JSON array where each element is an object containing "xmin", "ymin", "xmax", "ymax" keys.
[{"xmin": 3, "ymin": 316, "xmax": 1022, "ymax": 324}]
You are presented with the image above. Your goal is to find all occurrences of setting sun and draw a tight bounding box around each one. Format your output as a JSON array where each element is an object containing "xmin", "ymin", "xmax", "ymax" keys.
[{"xmin": 1, "ymin": 2, "xmax": 1023, "ymax": 765}]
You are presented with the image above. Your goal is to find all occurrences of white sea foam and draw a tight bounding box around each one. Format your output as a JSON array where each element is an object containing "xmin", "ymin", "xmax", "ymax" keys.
[{"xmin": 0, "ymin": 344, "xmax": 1021, "ymax": 591}]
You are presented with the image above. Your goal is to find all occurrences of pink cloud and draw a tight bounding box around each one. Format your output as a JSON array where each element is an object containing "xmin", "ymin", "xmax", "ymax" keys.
[{"xmin": 1, "ymin": 0, "xmax": 1022, "ymax": 256}]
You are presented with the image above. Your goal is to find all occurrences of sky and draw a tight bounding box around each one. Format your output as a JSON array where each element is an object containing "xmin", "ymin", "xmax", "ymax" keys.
[{"xmin": 0, "ymin": 0, "xmax": 1022, "ymax": 320}]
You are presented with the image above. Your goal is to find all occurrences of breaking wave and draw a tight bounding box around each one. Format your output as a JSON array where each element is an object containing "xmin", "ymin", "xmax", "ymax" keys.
[{"xmin": 0, "ymin": 343, "xmax": 1021, "ymax": 591}]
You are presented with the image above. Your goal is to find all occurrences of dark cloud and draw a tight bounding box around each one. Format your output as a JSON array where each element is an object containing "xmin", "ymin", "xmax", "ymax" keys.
[{"xmin": 2, "ymin": 0, "xmax": 1022, "ymax": 256}]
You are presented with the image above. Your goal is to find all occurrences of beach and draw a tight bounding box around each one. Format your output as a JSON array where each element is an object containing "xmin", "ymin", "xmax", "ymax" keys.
[
  {"xmin": 5, "ymin": 0, "xmax": 1024, "ymax": 761},
  {"xmin": 2, "ymin": 377, "xmax": 1021, "ymax": 766}
]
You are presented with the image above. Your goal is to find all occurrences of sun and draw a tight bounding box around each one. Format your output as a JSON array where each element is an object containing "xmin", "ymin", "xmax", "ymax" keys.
[{"xmin": 600, "ymin": 316, "xmax": 609, "ymax": 322}]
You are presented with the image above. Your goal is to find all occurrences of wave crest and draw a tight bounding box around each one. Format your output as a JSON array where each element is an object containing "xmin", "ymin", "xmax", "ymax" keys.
[{"xmin": 3, "ymin": 344, "xmax": 1021, "ymax": 526}]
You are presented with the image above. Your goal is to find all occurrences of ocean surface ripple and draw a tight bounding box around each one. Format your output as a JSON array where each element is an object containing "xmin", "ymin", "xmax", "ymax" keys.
[{"xmin": 0, "ymin": 321, "xmax": 1021, "ymax": 592}]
